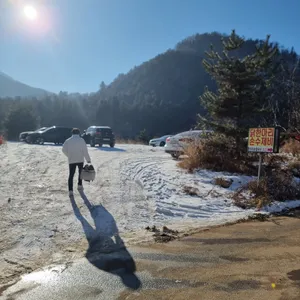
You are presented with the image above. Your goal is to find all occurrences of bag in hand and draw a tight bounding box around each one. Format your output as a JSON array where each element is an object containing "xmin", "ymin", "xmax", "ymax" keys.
[{"xmin": 80, "ymin": 164, "xmax": 96, "ymax": 182}]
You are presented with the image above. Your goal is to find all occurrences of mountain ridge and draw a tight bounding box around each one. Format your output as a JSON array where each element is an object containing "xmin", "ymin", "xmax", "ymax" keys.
[{"xmin": 0, "ymin": 71, "xmax": 50, "ymax": 98}]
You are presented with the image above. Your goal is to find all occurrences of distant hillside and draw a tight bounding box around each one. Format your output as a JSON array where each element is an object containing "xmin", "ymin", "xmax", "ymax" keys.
[
  {"xmin": 94, "ymin": 32, "xmax": 281, "ymax": 136},
  {"xmin": 0, "ymin": 72, "xmax": 49, "ymax": 98}
]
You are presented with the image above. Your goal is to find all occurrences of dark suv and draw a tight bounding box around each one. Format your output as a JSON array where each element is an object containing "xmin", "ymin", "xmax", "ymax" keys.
[
  {"xmin": 26, "ymin": 126, "xmax": 72, "ymax": 145},
  {"xmin": 82, "ymin": 126, "xmax": 115, "ymax": 147}
]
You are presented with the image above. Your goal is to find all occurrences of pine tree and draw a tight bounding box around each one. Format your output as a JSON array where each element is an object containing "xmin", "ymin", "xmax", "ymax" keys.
[
  {"xmin": 3, "ymin": 103, "xmax": 38, "ymax": 140},
  {"xmin": 199, "ymin": 30, "xmax": 278, "ymax": 154},
  {"xmin": 138, "ymin": 129, "xmax": 148, "ymax": 144}
]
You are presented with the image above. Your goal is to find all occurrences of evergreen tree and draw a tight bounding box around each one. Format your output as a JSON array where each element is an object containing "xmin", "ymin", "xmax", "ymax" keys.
[
  {"xmin": 3, "ymin": 103, "xmax": 38, "ymax": 140},
  {"xmin": 269, "ymin": 55, "xmax": 300, "ymax": 131},
  {"xmin": 199, "ymin": 30, "xmax": 278, "ymax": 153},
  {"xmin": 138, "ymin": 129, "xmax": 148, "ymax": 144}
]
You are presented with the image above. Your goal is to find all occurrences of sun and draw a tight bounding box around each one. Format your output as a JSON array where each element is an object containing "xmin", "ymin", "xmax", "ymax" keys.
[{"xmin": 24, "ymin": 5, "xmax": 38, "ymax": 21}]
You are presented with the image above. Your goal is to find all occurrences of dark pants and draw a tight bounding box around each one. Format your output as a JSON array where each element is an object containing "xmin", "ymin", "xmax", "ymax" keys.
[{"xmin": 68, "ymin": 162, "xmax": 84, "ymax": 191}]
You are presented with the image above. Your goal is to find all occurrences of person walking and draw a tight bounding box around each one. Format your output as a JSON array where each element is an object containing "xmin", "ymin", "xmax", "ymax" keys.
[{"xmin": 62, "ymin": 128, "xmax": 91, "ymax": 196}]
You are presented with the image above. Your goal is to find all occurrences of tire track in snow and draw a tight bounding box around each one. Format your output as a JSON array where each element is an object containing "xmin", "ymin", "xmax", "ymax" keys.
[{"xmin": 121, "ymin": 153, "xmax": 253, "ymax": 221}]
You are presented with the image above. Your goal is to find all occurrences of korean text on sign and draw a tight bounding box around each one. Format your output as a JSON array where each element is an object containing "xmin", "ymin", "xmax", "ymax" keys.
[{"xmin": 248, "ymin": 128, "xmax": 275, "ymax": 153}]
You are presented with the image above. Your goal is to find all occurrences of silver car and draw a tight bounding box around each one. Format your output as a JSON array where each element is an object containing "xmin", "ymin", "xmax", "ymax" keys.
[
  {"xmin": 165, "ymin": 130, "xmax": 213, "ymax": 159},
  {"xmin": 149, "ymin": 135, "xmax": 172, "ymax": 147}
]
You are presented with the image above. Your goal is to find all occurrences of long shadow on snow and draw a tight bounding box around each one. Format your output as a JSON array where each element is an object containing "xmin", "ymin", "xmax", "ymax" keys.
[
  {"xmin": 95, "ymin": 146, "xmax": 126, "ymax": 152},
  {"xmin": 70, "ymin": 192, "xmax": 141, "ymax": 290}
]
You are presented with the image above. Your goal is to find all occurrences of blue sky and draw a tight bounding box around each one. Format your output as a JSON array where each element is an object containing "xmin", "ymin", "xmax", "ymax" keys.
[{"xmin": 0, "ymin": 0, "xmax": 299, "ymax": 93}]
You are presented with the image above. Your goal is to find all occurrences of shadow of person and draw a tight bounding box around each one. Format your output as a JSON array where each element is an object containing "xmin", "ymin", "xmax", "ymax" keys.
[{"xmin": 70, "ymin": 193, "xmax": 141, "ymax": 290}]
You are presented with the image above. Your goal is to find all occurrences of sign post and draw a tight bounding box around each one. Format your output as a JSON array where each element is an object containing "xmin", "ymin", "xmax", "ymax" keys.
[
  {"xmin": 257, "ymin": 153, "xmax": 263, "ymax": 186},
  {"xmin": 247, "ymin": 127, "xmax": 280, "ymax": 185}
]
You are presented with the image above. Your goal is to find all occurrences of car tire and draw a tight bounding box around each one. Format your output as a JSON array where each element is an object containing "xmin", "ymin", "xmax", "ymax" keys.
[
  {"xmin": 39, "ymin": 138, "xmax": 45, "ymax": 145},
  {"xmin": 110, "ymin": 143, "xmax": 115, "ymax": 148},
  {"xmin": 90, "ymin": 139, "xmax": 95, "ymax": 147},
  {"xmin": 160, "ymin": 141, "xmax": 165, "ymax": 147},
  {"xmin": 99, "ymin": 144, "xmax": 103, "ymax": 147}
]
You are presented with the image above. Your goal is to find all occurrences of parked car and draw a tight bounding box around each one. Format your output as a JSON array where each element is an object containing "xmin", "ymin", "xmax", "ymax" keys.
[
  {"xmin": 149, "ymin": 135, "xmax": 172, "ymax": 147},
  {"xmin": 26, "ymin": 126, "xmax": 72, "ymax": 145},
  {"xmin": 165, "ymin": 130, "xmax": 213, "ymax": 159},
  {"xmin": 82, "ymin": 126, "xmax": 115, "ymax": 147},
  {"xmin": 19, "ymin": 127, "xmax": 48, "ymax": 142}
]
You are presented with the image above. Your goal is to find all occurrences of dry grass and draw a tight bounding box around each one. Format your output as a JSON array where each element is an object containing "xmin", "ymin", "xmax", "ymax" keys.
[
  {"xmin": 178, "ymin": 134, "xmax": 257, "ymax": 175},
  {"xmin": 177, "ymin": 141, "xmax": 203, "ymax": 173},
  {"xmin": 281, "ymin": 139, "xmax": 300, "ymax": 157},
  {"xmin": 233, "ymin": 169, "xmax": 300, "ymax": 209},
  {"xmin": 0, "ymin": 135, "xmax": 6, "ymax": 147},
  {"xmin": 214, "ymin": 177, "xmax": 233, "ymax": 188}
]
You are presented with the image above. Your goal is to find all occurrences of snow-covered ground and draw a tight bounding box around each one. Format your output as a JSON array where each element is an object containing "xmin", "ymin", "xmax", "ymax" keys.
[{"xmin": 1, "ymin": 142, "xmax": 300, "ymax": 284}]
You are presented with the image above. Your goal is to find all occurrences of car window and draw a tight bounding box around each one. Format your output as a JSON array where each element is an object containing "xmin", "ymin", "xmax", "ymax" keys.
[
  {"xmin": 97, "ymin": 128, "xmax": 111, "ymax": 132},
  {"xmin": 45, "ymin": 128, "xmax": 55, "ymax": 133}
]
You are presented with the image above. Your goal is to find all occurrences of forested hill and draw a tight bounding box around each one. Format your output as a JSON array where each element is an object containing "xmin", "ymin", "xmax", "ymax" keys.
[
  {"xmin": 91, "ymin": 32, "xmax": 286, "ymax": 137},
  {"xmin": 1, "ymin": 32, "xmax": 299, "ymax": 139}
]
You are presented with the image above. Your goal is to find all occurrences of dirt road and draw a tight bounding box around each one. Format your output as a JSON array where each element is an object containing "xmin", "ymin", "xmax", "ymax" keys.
[
  {"xmin": 2, "ymin": 210, "xmax": 300, "ymax": 300},
  {"xmin": 120, "ymin": 211, "xmax": 300, "ymax": 300}
]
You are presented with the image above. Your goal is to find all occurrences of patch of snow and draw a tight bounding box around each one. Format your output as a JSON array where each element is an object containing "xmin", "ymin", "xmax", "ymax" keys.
[
  {"xmin": 262, "ymin": 200, "xmax": 300, "ymax": 213},
  {"xmin": 122, "ymin": 154, "xmax": 257, "ymax": 228}
]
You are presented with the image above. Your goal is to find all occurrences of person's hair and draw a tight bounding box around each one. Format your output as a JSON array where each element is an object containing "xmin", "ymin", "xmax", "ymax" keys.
[{"xmin": 72, "ymin": 128, "xmax": 80, "ymax": 135}]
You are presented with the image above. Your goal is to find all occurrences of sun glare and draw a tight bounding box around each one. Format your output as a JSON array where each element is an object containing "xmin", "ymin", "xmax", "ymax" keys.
[{"xmin": 24, "ymin": 5, "xmax": 38, "ymax": 21}]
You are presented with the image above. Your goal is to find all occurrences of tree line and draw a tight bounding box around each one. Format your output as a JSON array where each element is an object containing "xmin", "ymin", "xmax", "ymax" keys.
[{"xmin": 0, "ymin": 31, "xmax": 299, "ymax": 141}]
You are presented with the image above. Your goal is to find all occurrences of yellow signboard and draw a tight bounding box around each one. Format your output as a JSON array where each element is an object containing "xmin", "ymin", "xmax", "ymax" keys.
[{"xmin": 248, "ymin": 128, "xmax": 275, "ymax": 153}]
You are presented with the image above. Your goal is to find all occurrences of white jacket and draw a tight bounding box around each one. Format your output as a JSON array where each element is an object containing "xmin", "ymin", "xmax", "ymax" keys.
[{"xmin": 62, "ymin": 135, "xmax": 91, "ymax": 164}]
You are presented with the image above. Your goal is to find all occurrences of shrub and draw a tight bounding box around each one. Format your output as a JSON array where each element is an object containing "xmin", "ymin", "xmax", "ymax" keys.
[
  {"xmin": 178, "ymin": 134, "xmax": 257, "ymax": 175},
  {"xmin": 287, "ymin": 160, "xmax": 300, "ymax": 178},
  {"xmin": 177, "ymin": 141, "xmax": 203, "ymax": 173},
  {"xmin": 233, "ymin": 169, "xmax": 300, "ymax": 209},
  {"xmin": 0, "ymin": 134, "xmax": 6, "ymax": 147},
  {"xmin": 281, "ymin": 139, "xmax": 300, "ymax": 157}
]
